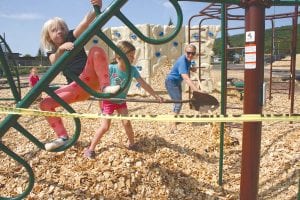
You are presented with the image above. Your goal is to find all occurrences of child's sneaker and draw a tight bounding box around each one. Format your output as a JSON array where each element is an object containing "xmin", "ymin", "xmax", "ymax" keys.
[
  {"xmin": 45, "ymin": 137, "xmax": 68, "ymax": 151},
  {"xmin": 84, "ymin": 148, "xmax": 96, "ymax": 159},
  {"xmin": 102, "ymin": 85, "xmax": 120, "ymax": 94}
]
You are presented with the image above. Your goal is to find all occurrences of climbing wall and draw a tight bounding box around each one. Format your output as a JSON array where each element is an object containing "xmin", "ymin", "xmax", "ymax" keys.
[
  {"xmin": 187, "ymin": 25, "xmax": 221, "ymax": 93},
  {"xmin": 84, "ymin": 24, "xmax": 220, "ymax": 95}
]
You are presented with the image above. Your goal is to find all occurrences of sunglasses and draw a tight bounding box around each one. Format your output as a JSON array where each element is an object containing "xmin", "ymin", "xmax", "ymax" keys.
[{"xmin": 186, "ymin": 51, "xmax": 196, "ymax": 56}]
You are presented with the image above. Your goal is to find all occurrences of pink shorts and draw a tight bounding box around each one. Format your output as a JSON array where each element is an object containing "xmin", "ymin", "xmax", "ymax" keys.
[{"xmin": 101, "ymin": 100, "xmax": 127, "ymax": 114}]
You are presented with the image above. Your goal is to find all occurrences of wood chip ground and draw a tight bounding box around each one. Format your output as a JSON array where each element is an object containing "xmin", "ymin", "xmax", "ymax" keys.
[{"xmin": 0, "ymin": 58, "xmax": 299, "ymax": 199}]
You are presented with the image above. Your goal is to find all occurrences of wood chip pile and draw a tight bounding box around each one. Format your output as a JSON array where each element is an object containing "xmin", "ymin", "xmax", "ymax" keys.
[{"xmin": 0, "ymin": 62, "xmax": 299, "ymax": 199}]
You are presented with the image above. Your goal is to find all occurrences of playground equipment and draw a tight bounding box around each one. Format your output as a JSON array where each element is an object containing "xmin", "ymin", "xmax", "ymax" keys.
[
  {"xmin": 188, "ymin": 2, "xmax": 299, "ymax": 113},
  {"xmin": 267, "ymin": 5, "xmax": 299, "ymax": 116},
  {"xmin": 0, "ymin": 34, "xmax": 22, "ymax": 103},
  {"xmin": 185, "ymin": 1, "xmax": 300, "ymax": 200},
  {"xmin": 187, "ymin": 2, "xmax": 299, "ymax": 195},
  {"xmin": 0, "ymin": 0, "xmax": 299, "ymax": 200}
]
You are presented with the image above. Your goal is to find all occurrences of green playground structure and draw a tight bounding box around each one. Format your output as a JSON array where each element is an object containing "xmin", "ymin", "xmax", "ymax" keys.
[
  {"xmin": 0, "ymin": 1, "xmax": 182, "ymax": 199},
  {"xmin": 0, "ymin": 35, "xmax": 22, "ymax": 103}
]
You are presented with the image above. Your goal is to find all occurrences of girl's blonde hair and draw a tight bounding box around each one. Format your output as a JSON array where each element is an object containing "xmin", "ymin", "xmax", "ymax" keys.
[
  {"xmin": 40, "ymin": 17, "xmax": 69, "ymax": 52},
  {"xmin": 115, "ymin": 40, "xmax": 136, "ymax": 59}
]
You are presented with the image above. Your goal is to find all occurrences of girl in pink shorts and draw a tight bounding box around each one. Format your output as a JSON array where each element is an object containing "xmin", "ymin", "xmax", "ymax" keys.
[{"xmin": 84, "ymin": 40, "xmax": 164, "ymax": 159}]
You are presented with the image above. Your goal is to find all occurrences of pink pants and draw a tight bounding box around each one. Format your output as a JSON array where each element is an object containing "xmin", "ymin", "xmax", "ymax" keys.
[{"xmin": 40, "ymin": 47, "xmax": 109, "ymax": 138}]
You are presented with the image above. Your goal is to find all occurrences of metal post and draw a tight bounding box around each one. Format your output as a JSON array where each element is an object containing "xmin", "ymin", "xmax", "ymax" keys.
[
  {"xmin": 289, "ymin": 5, "xmax": 298, "ymax": 114},
  {"xmin": 240, "ymin": 0, "xmax": 271, "ymax": 199},
  {"xmin": 219, "ymin": 3, "xmax": 228, "ymax": 186}
]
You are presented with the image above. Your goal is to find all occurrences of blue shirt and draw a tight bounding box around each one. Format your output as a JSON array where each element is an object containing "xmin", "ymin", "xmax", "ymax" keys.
[
  {"xmin": 109, "ymin": 64, "xmax": 141, "ymax": 101},
  {"xmin": 166, "ymin": 55, "xmax": 191, "ymax": 83}
]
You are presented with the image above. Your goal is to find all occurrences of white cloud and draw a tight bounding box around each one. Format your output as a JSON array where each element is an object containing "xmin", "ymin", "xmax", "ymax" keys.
[
  {"xmin": 162, "ymin": 1, "xmax": 173, "ymax": 10},
  {"xmin": 150, "ymin": 0, "xmax": 173, "ymax": 10},
  {"xmin": 0, "ymin": 13, "xmax": 43, "ymax": 20}
]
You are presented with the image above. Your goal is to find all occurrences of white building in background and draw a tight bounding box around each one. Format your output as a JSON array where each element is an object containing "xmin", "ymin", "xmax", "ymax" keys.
[{"xmin": 85, "ymin": 24, "xmax": 220, "ymax": 95}]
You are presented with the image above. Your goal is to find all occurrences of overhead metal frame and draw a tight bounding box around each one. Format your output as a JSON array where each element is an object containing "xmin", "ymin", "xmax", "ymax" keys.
[{"xmin": 186, "ymin": 1, "xmax": 299, "ymax": 200}]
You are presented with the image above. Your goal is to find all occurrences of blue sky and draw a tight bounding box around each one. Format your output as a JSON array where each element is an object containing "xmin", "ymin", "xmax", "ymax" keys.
[{"xmin": 0, "ymin": 0, "xmax": 296, "ymax": 56}]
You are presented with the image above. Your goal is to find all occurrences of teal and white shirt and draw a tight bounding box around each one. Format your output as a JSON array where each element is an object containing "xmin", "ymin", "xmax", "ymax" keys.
[{"xmin": 109, "ymin": 64, "xmax": 141, "ymax": 103}]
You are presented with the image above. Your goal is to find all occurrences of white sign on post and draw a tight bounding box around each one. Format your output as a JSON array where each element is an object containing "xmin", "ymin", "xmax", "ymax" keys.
[
  {"xmin": 245, "ymin": 31, "xmax": 256, "ymax": 69},
  {"xmin": 246, "ymin": 31, "xmax": 255, "ymax": 43}
]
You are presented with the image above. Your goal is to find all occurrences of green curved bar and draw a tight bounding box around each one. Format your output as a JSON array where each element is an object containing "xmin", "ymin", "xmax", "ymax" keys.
[
  {"xmin": 115, "ymin": 0, "xmax": 183, "ymax": 45},
  {"xmin": 13, "ymin": 123, "xmax": 45, "ymax": 149},
  {"xmin": 0, "ymin": 143, "xmax": 35, "ymax": 200},
  {"xmin": 92, "ymin": 0, "xmax": 181, "ymax": 97}
]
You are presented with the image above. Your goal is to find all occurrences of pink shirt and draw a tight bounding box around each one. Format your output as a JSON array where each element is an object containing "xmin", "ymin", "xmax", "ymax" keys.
[{"xmin": 29, "ymin": 74, "xmax": 39, "ymax": 87}]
